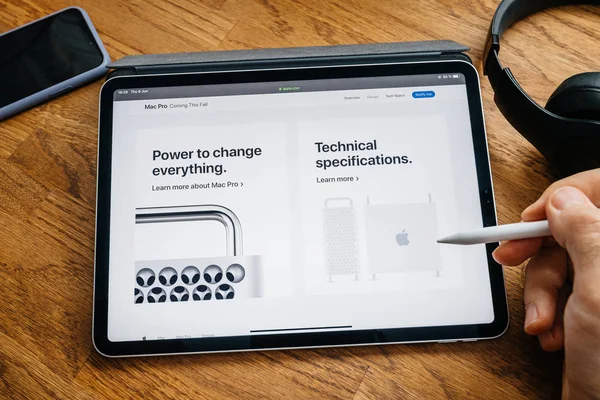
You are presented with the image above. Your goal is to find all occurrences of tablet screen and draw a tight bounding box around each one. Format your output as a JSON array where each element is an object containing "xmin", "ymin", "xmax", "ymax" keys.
[{"xmin": 105, "ymin": 69, "xmax": 498, "ymax": 344}]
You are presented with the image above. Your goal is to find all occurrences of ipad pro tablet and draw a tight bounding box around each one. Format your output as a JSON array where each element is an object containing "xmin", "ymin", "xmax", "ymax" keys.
[{"xmin": 94, "ymin": 59, "xmax": 508, "ymax": 357}]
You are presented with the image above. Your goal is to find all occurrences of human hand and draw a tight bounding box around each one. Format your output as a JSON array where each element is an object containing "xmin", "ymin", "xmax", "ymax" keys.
[{"xmin": 492, "ymin": 169, "xmax": 600, "ymax": 399}]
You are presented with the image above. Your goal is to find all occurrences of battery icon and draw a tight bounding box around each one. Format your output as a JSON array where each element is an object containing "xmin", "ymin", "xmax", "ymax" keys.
[{"xmin": 452, "ymin": 74, "xmax": 460, "ymax": 78}]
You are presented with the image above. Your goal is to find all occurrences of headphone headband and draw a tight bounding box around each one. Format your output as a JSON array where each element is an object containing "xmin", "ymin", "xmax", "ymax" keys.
[
  {"xmin": 490, "ymin": 0, "xmax": 595, "ymax": 42},
  {"xmin": 485, "ymin": 0, "xmax": 599, "ymax": 76},
  {"xmin": 483, "ymin": 0, "xmax": 600, "ymax": 177}
]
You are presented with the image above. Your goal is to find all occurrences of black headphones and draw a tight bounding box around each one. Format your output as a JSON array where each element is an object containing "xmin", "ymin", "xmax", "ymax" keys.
[{"xmin": 484, "ymin": 0, "xmax": 600, "ymax": 177}]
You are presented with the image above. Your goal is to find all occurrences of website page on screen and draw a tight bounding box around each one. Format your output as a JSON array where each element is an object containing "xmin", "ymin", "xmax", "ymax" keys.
[{"xmin": 107, "ymin": 73, "xmax": 495, "ymax": 342}]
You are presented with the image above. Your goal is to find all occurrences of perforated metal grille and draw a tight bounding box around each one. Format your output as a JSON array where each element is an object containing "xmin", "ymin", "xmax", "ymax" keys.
[
  {"xmin": 134, "ymin": 261, "xmax": 245, "ymax": 303},
  {"xmin": 324, "ymin": 206, "xmax": 360, "ymax": 275}
]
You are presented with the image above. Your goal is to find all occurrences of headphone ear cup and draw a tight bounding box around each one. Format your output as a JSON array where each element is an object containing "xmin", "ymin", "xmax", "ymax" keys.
[
  {"xmin": 545, "ymin": 72, "xmax": 600, "ymax": 121},
  {"xmin": 544, "ymin": 73, "xmax": 600, "ymax": 176}
]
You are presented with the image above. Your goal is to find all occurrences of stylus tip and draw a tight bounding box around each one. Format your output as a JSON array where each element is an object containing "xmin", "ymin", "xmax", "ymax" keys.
[{"xmin": 437, "ymin": 235, "xmax": 455, "ymax": 244}]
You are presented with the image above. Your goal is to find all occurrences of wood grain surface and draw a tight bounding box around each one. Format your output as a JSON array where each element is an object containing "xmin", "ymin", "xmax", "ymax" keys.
[{"xmin": 1, "ymin": 0, "xmax": 599, "ymax": 398}]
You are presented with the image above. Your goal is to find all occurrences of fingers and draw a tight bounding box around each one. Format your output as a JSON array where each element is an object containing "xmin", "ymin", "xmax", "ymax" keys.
[
  {"xmin": 496, "ymin": 170, "xmax": 600, "ymax": 265},
  {"xmin": 538, "ymin": 319, "xmax": 564, "ymax": 352},
  {"xmin": 522, "ymin": 168, "xmax": 600, "ymax": 222},
  {"xmin": 523, "ymin": 245, "xmax": 568, "ymax": 336},
  {"xmin": 522, "ymin": 201, "xmax": 547, "ymax": 222},
  {"xmin": 537, "ymin": 288, "xmax": 567, "ymax": 352},
  {"xmin": 545, "ymin": 187, "xmax": 600, "ymax": 293},
  {"xmin": 492, "ymin": 237, "xmax": 543, "ymax": 266},
  {"xmin": 492, "ymin": 236, "xmax": 554, "ymax": 266}
]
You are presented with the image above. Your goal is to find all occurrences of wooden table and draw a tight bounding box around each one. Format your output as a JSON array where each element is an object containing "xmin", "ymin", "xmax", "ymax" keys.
[{"xmin": 1, "ymin": 1, "xmax": 599, "ymax": 398}]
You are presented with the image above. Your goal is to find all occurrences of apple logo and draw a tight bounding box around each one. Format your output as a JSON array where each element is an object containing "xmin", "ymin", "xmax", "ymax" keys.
[{"xmin": 396, "ymin": 229, "xmax": 410, "ymax": 246}]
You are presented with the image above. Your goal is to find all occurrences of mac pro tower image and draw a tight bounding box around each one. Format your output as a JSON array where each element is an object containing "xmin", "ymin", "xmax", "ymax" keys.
[
  {"xmin": 133, "ymin": 205, "xmax": 263, "ymax": 304},
  {"xmin": 365, "ymin": 202, "xmax": 442, "ymax": 277}
]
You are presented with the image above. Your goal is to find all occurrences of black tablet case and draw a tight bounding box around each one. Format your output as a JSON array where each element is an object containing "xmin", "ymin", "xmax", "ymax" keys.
[{"xmin": 106, "ymin": 40, "xmax": 471, "ymax": 78}]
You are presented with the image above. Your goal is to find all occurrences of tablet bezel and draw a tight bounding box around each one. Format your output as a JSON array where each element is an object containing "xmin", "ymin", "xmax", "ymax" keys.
[{"xmin": 94, "ymin": 60, "xmax": 508, "ymax": 357}]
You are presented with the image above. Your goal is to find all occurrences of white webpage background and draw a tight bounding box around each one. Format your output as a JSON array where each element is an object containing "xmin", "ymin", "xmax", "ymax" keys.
[
  {"xmin": 297, "ymin": 116, "xmax": 461, "ymax": 294},
  {"xmin": 107, "ymin": 84, "xmax": 494, "ymax": 342}
]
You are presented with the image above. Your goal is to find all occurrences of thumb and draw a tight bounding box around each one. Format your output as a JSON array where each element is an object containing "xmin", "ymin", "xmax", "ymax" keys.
[{"xmin": 546, "ymin": 186, "xmax": 600, "ymax": 280}]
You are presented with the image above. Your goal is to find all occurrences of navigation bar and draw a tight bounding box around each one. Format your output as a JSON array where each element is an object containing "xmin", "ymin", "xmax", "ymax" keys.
[
  {"xmin": 113, "ymin": 74, "xmax": 465, "ymax": 101},
  {"xmin": 114, "ymin": 85, "xmax": 466, "ymax": 116}
]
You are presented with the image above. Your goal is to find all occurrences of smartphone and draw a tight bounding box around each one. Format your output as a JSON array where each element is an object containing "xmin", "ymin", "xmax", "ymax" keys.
[{"xmin": 0, "ymin": 7, "xmax": 110, "ymax": 121}]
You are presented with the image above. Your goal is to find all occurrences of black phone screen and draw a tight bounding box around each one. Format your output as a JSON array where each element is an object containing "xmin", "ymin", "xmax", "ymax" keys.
[{"xmin": 0, "ymin": 8, "xmax": 105, "ymax": 108}]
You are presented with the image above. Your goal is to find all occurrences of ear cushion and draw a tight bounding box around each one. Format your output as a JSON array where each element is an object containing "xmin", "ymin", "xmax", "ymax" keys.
[
  {"xmin": 546, "ymin": 72, "xmax": 600, "ymax": 121},
  {"xmin": 555, "ymin": 136, "xmax": 600, "ymax": 177}
]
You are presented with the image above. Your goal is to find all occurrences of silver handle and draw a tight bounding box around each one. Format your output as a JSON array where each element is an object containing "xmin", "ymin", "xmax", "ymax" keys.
[{"xmin": 135, "ymin": 205, "xmax": 243, "ymax": 256}]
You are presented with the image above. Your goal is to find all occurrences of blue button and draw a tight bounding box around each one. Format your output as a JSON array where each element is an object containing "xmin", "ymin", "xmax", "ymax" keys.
[{"xmin": 412, "ymin": 91, "xmax": 436, "ymax": 98}]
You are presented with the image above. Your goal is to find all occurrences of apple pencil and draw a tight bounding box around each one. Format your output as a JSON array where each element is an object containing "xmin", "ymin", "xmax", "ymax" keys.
[{"xmin": 437, "ymin": 220, "xmax": 551, "ymax": 245}]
